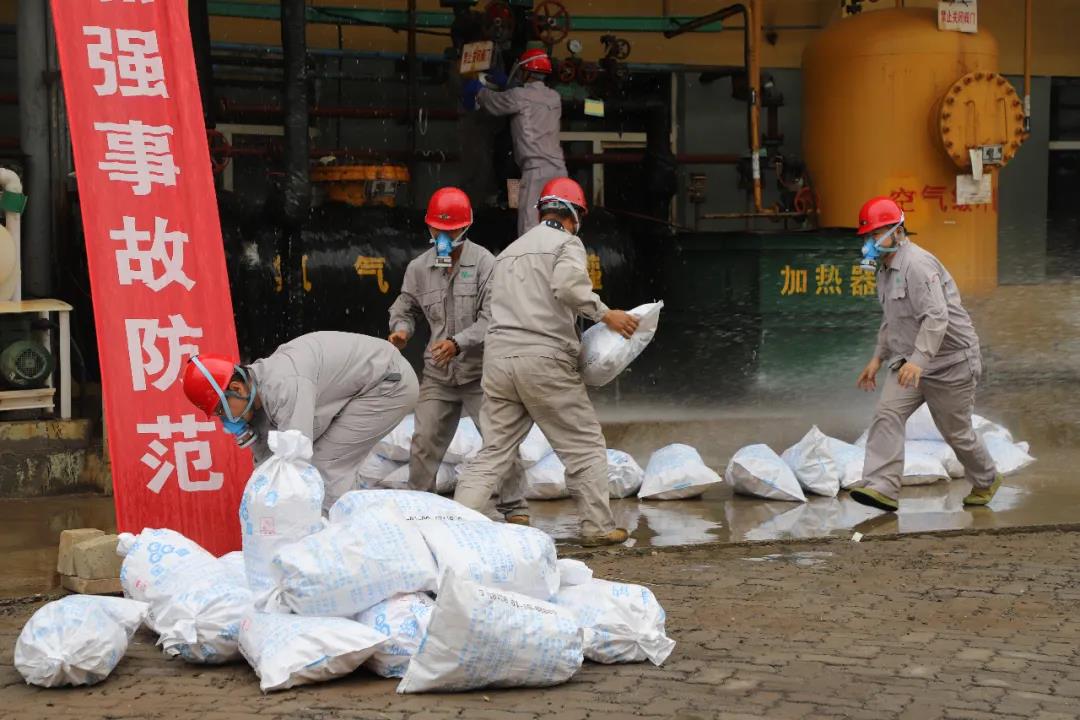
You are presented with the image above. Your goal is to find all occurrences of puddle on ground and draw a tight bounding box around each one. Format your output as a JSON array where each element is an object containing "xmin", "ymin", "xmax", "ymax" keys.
[{"xmin": 742, "ymin": 551, "xmax": 833, "ymax": 567}]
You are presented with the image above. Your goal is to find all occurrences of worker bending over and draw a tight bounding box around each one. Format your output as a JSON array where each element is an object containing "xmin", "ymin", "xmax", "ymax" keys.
[
  {"xmin": 388, "ymin": 187, "xmax": 528, "ymax": 523},
  {"xmin": 183, "ymin": 331, "xmax": 418, "ymax": 510},
  {"xmin": 454, "ymin": 177, "xmax": 638, "ymax": 546},
  {"xmin": 850, "ymin": 196, "xmax": 1001, "ymax": 512}
]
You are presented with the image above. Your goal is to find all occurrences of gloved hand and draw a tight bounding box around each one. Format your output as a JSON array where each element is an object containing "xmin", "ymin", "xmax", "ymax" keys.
[
  {"xmin": 479, "ymin": 69, "xmax": 508, "ymax": 90},
  {"xmin": 461, "ymin": 79, "xmax": 483, "ymax": 111}
]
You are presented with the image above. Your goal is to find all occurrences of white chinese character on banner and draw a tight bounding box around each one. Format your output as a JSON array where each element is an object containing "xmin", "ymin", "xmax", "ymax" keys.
[
  {"xmin": 112, "ymin": 216, "xmax": 195, "ymax": 292},
  {"xmin": 136, "ymin": 415, "xmax": 223, "ymax": 494},
  {"xmin": 126, "ymin": 314, "xmax": 203, "ymax": 391},
  {"xmin": 94, "ymin": 121, "xmax": 180, "ymax": 195},
  {"xmin": 84, "ymin": 27, "xmax": 168, "ymax": 97}
]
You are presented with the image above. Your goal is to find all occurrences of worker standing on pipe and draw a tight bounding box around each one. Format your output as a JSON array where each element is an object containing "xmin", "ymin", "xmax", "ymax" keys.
[
  {"xmin": 454, "ymin": 178, "xmax": 638, "ymax": 546},
  {"xmin": 387, "ymin": 187, "xmax": 529, "ymax": 523},
  {"xmin": 463, "ymin": 48, "xmax": 567, "ymax": 236},
  {"xmin": 849, "ymin": 197, "xmax": 1002, "ymax": 513},
  {"xmin": 181, "ymin": 332, "xmax": 419, "ymax": 511}
]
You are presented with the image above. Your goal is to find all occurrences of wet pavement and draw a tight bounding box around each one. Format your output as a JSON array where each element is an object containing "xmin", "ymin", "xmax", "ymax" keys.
[{"xmin": 0, "ymin": 282, "xmax": 1076, "ymax": 598}]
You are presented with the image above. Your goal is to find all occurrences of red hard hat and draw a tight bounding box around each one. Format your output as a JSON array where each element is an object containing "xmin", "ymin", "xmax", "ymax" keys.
[
  {"xmin": 537, "ymin": 177, "xmax": 588, "ymax": 214},
  {"xmin": 518, "ymin": 48, "xmax": 552, "ymax": 75},
  {"xmin": 182, "ymin": 354, "xmax": 238, "ymax": 416},
  {"xmin": 425, "ymin": 187, "xmax": 473, "ymax": 231},
  {"xmin": 857, "ymin": 196, "xmax": 904, "ymax": 236}
]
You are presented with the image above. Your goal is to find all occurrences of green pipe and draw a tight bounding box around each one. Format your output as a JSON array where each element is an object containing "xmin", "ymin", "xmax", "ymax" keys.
[{"xmin": 205, "ymin": 1, "xmax": 723, "ymax": 33}]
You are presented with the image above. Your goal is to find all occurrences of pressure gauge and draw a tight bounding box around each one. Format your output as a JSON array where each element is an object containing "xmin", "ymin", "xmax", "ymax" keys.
[{"xmin": 567, "ymin": 39, "xmax": 582, "ymax": 55}]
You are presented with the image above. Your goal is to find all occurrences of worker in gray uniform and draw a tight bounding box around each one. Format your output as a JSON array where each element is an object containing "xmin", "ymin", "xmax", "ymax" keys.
[
  {"xmin": 473, "ymin": 48, "xmax": 567, "ymax": 236},
  {"xmin": 849, "ymin": 196, "xmax": 1002, "ymax": 512},
  {"xmin": 388, "ymin": 186, "xmax": 528, "ymax": 523},
  {"xmin": 182, "ymin": 331, "xmax": 418, "ymax": 511},
  {"xmin": 453, "ymin": 177, "xmax": 639, "ymax": 546}
]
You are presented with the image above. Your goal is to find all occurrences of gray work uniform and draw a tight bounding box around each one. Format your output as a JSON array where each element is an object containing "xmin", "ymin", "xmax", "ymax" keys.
[
  {"xmin": 478, "ymin": 81, "xmax": 567, "ymax": 236},
  {"xmin": 247, "ymin": 331, "xmax": 419, "ymax": 511},
  {"xmin": 861, "ymin": 241, "xmax": 998, "ymax": 500},
  {"xmin": 454, "ymin": 223, "xmax": 617, "ymax": 537},
  {"xmin": 388, "ymin": 241, "xmax": 527, "ymax": 517}
]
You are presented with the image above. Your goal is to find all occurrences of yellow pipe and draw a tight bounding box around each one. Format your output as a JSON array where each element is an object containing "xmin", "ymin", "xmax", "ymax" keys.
[{"xmin": 748, "ymin": 0, "xmax": 763, "ymax": 213}]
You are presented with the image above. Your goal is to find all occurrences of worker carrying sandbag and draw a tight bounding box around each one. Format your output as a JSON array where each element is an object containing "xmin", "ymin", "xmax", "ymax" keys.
[
  {"xmin": 849, "ymin": 197, "xmax": 1001, "ymax": 513},
  {"xmin": 387, "ymin": 187, "xmax": 528, "ymax": 523},
  {"xmin": 464, "ymin": 48, "xmax": 567, "ymax": 236},
  {"xmin": 453, "ymin": 178, "xmax": 638, "ymax": 547},
  {"xmin": 182, "ymin": 331, "xmax": 418, "ymax": 509}
]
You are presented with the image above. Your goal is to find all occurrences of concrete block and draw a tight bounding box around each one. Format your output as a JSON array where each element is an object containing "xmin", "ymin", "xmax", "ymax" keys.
[
  {"xmin": 57, "ymin": 528, "xmax": 105, "ymax": 575},
  {"xmin": 72, "ymin": 533, "xmax": 121, "ymax": 580},
  {"xmin": 61, "ymin": 575, "xmax": 122, "ymax": 595}
]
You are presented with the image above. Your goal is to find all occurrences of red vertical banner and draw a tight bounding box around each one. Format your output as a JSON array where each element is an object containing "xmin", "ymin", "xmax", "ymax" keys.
[{"xmin": 51, "ymin": 0, "xmax": 252, "ymax": 554}]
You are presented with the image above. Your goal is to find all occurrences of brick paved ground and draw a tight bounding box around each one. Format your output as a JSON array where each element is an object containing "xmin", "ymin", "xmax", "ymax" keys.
[{"xmin": 2, "ymin": 529, "xmax": 1080, "ymax": 720}]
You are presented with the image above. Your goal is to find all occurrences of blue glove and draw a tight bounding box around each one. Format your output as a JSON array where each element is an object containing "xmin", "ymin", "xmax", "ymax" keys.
[
  {"xmin": 481, "ymin": 69, "xmax": 508, "ymax": 90},
  {"xmin": 461, "ymin": 79, "xmax": 483, "ymax": 111}
]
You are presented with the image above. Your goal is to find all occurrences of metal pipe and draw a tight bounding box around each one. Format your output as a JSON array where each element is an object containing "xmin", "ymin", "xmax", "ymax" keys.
[
  {"xmin": 1023, "ymin": 0, "xmax": 1032, "ymax": 134},
  {"xmin": 747, "ymin": 0, "xmax": 763, "ymax": 213},
  {"xmin": 280, "ymin": 0, "xmax": 309, "ymax": 338},
  {"xmin": 189, "ymin": 0, "xmax": 217, "ymax": 128},
  {"xmin": 701, "ymin": 210, "xmax": 808, "ymax": 220},
  {"xmin": 567, "ymin": 153, "xmax": 741, "ymax": 165},
  {"xmin": 218, "ymin": 101, "xmax": 461, "ymax": 121},
  {"xmin": 406, "ymin": 0, "xmax": 419, "ymax": 208},
  {"xmin": 17, "ymin": 0, "xmax": 53, "ymax": 298}
]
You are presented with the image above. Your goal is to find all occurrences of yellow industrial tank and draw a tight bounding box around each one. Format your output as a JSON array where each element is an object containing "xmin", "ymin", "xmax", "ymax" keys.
[{"xmin": 802, "ymin": 8, "xmax": 1025, "ymax": 296}]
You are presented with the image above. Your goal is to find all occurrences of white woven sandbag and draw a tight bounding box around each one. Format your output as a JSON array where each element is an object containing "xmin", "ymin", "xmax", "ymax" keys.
[
  {"xmin": 415, "ymin": 520, "xmax": 560, "ymax": 600},
  {"xmin": 525, "ymin": 452, "xmax": 569, "ymax": 499},
  {"xmin": 355, "ymin": 593, "xmax": 435, "ymax": 678},
  {"xmin": 151, "ymin": 560, "xmax": 252, "ymax": 664},
  {"xmin": 906, "ymin": 439, "xmax": 964, "ymax": 478},
  {"xmin": 580, "ymin": 301, "xmax": 664, "ymax": 387},
  {"xmin": 444, "ymin": 417, "xmax": 483, "ymax": 464},
  {"xmin": 239, "ymin": 430, "xmax": 325, "ymax": 601},
  {"xmin": 267, "ymin": 508, "xmax": 438, "ymax": 617},
  {"xmin": 239, "ymin": 611, "xmax": 387, "ymax": 693},
  {"xmin": 374, "ymin": 414, "xmax": 415, "ymax": 462},
  {"xmin": 985, "ymin": 436, "xmax": 1035, "ymax": 475},
  {"xmin": 218, "ymin": 551, "xmax": 247, "ymax": 587},
  {"xmin": 397, "ymin": 570, "xmax": 582, "ymax": 693},
  {"xmin": 358, "ymin": 452, "xmax": 404, "ymax": 489},
  {"xmin": 519, "ymin": 424, "xmax": 553, "ymax": 468},
  {"xmin": 556, "ymin": 559, "xmax": 594, "ymax": 588},
  {"xmin": 379, "ymin": 464, "xmax": 411, "ymax": 490},
  {"xmin": 725, "ymin": 444, "xmax": 806, "ymax": 502},
  {"xmin": 554, "ymin": 579, "xmax": 675, "ymax": 666},
  {"xmin": 118, "ymin": 528, "xmax": 216, "ymax": 604},
  {"xmin": 329, "ymin": 489, "xmax": 489, "ymax": 524},
  {"xmin": 15, "ymin": 596, "xmax": 148, "ymax": 688},
  {"xmin": 607, "ymin": 449, "xmax": 644, "ymax": 498},
  {"xmin": 780, "ymin": 426, "xmax": 849, "ymax": 498},
  {"xmin": 902, "ymin": 452, "xmax": 949, "ymax": 485},
  {"xmin": 435, "ymin": 463, "xmax": 457, "ymax": 494},
  {"xmin": 638, "ymin": 444, "xmax": 722, "ymax": 501}
]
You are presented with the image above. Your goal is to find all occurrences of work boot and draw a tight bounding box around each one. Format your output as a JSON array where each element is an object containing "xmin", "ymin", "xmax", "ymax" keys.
[
  {"xmin": 849, "ymin": 488, "xmax": 899, "ymax": 512},
  {"xmin": 580, "ymin": 528, "xmax": 629, "ymax": 547},
  {"xmin": 505, "ymin": 514, "xmax": 531, "ymax": 526},
  {"xmin": 963, "ymin": 474, "xmax": 1003, "ymax": 506}
]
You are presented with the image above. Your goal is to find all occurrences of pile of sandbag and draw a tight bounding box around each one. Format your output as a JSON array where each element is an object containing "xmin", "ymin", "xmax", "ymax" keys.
[
  {"xmin": 515, "ymin": 425, "xmax": 646, "ymax": 501},
  {"xmin": 16, "ymin": 430, "xmax": 675, "ymax": 695},
  {"xmin": 727, "ymin": 406, "xmax": 1034, "ymax": 502},
  {"xmin": 361, "ymin": 415, "xmax": 482, "ymax": 495}
]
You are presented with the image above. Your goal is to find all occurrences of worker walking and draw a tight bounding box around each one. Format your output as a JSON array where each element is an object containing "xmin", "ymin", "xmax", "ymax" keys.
[
  {"xmin": 454, "ymin": 178, "xmax": 638, "ymax": 546},
  {"xmin": 849, "ymin": 197, "xmax": 1001, "ymax": 512},
  {"xmin": 388, "ymin": 187, "xmax": 528, "ymax": 523},
  {"xmin": 182, "ymin": 331, "xmax": 418, "ymax": 510},
  {"xmin": 471, "ymin": 48, "xmax": 567, "ymax": 236}
]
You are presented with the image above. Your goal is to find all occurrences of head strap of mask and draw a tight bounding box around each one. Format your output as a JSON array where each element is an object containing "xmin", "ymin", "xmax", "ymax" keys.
[
  {"xmin": 873, "ymin": 218, "xmax": 904, "ymax": 253},
  {"xmin": 191, "ymin": 356, "xmax": 257, "ymax": 423},
  {"xmin": 536, "ymin": 195, "xmax": 581, "ymax": 231}
]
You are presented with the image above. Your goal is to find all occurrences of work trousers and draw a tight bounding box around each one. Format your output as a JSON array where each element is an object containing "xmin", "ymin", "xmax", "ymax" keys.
[
  {"xmin": 454, "ymin": 355, "xmax": 616, "ymax": 537},
  {"xmin": 862, "ymin": 357, "xmax": 998, "ymax": 501},
  {"xmin": 517, "ymin": 161, "xmax": 567, "ymax": 236},
  {"xmin": 408, "ymin": 375, "xmax": 528, "ymax": 518},
  {"xmin": 315, "ymin": 355, "xmax": 419, "ymax": 512}
]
